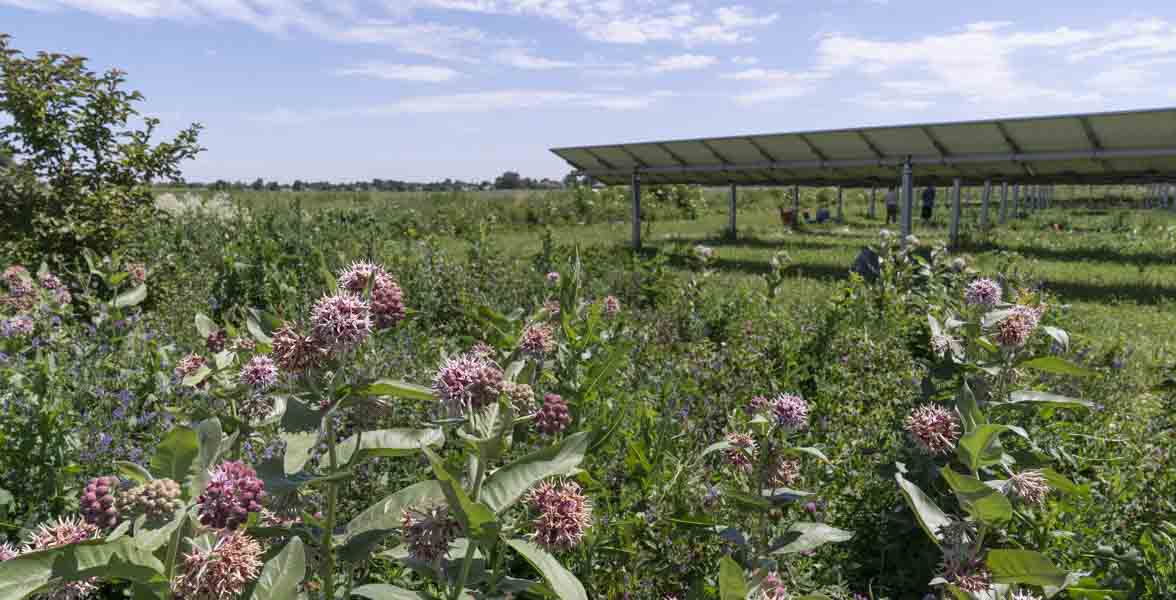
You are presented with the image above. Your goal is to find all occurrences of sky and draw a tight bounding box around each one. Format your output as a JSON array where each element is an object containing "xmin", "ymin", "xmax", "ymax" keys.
[{"xmin": 4, "ymin": 1, "xmax": 1176, "ymax": 183}]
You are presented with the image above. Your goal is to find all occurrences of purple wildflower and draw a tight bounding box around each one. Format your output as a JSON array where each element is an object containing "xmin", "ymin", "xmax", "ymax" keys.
[
  {"xmin": 197, "ymin": 461, "xmax": 266, "ymax": 530},
  {"xmin": 527, "ymin": 480, "xmax": 592, "ymax": 551},
  {"xmin": 310, "ymin": 292, "xmax": 372, "ymax": 349},
  {"xmin": 270, "ymin": 324, "xmax": 325, "ymax": 373},
  {"xmin": 723, "ymin": 432, "xmax": 756, "ymax": 473},
  {"xmin": 994, "ymin": 305, "xmax": 1043, "ymax": 349},
  {"xmin": 904, "ymin": 405, "xmax": 961, "ymax": 456},
  {"xmin": 519, "ymin": 324, "xmax": 556, "ymax": 358},
  {"xmin": 535, "ymin": 393, "xmax": 572, "ymax": 435},
  {"xmin": 239, "ymin": 355, "xmax": 278, "ymax": 391},
  {"xmin": 965, "ymin": 278, "xmax": 1002, "ymax": 307},
  {"xmin": 80, "ymin": 475, "xmax": 123, "ymax": 529},
  {"xmin": 772, "ymin": 393, "xmax": 809, "ymax": 431},
  {"xmin": 174, "ymin": 353, "xmax": 207, "ymax": 381},
  {"xmin": 432, "ymin": 351, "xmax": 505, "ymax": 416},
  {"xmin": 602, "ymin": 295, "xmax": 621, "ymax": 317},
  {"xmin": 546, "ymin": 271, "xmax": 561, "ymax": 285},
  {"xmin": 402, "ymin": 503, "xmax": 460, "ymax": 563},
  {"xmin": 173, "ymin": 533, "xmax": 263, "ymax": 600},
  {"xmin": 1004, "ymin": 470, "xmax": 1050, "ymax": 506},
  {"xmin": 1, "ymin": 316, "xmax": 34, "ymax": 338}
]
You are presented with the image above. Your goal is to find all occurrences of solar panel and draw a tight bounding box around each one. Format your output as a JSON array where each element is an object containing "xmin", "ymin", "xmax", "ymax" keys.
[{"xmin": 551, "ymin": 107, "xmax": 1176, "ymax": 187}]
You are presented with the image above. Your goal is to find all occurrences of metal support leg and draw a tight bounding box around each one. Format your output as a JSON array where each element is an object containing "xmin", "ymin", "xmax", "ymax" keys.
[
  {"xmin": 631, "ymin": 173, "xmax": 642, "ymax": 249},
  {"xmin": 1013, "ymin": 184, "xmax": 1021, "ymax": 218},
  {"xmin": 869, "ymin": 187, "xmax": 877, "ymax": 219},
  {"xmin": 728, "ymin": 183, "xmax": 737, "ymax": 236},
  {"xmin": 980, "ymin": 180, "xmax": 992, "ymax": 229},
  {"xmin": 836, "ymin": 187, "xmax": 844, "ymax": 223},
  {"xmin": 1168, "ymin": 184, "xmax": 1174, "ymax": 211},
  {"xmin": 792, "ymin": 184, "xmax": 800, "ymax": 224},
  {"xmin": 900, "ymin": 158, "xmax": 914, "ymax": 244},
  {"xmin": 999, "ymin": 182, "xmax": 1008, "ymax": 224},
  {"xmin": 949, "ymin": 178, "xmax": 962, "ymax": 248}
]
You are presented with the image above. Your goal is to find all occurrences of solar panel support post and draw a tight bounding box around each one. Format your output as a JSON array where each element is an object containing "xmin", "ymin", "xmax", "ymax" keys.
[
  {"xmin": 728, "ymin": 183, "xmax": 738, "ymax": 237},
  {"xmin": 631, "ymin": 172, "xmax": 642, "ymax": 250},
  {"xmin": 999, "ymin": 182, "xmax": 1009, "ymax": 224},
  {"xmin": 1167, "ymin": 184, "xmax": 1174, "ymax": 211},
  {"xmin": 980, "ymin": 181, "xmax": 992, "ymax": 229},
  {"xmin": 869, "ymin": 187, "xmax": 877, "ymax": 219},
  {"xmin": 900, "ymin": 157, "xmax": 914, "ymax": 244},
  {"xmin": 949, "ymin": 179, "xmax": 962, "ymax": 248},
  {"xmin": 1013, "ymin": 184, "xmax": 1021, "ymax": 218},
  {"xmin": 836, "ymin": 187, "xmax": 845, "ymax": 223},
  {"xmin": 792, "ymin": 184, "xmax": 800, "ymax": 222}
]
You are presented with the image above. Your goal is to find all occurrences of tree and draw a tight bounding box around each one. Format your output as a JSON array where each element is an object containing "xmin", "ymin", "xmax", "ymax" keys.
[
  {"xmin": 562, "ymin": 172, "xmax": 581, "ymax": 188},
  {"xmin": 494, "ymin": 170, "xmax": 523, "ymax": 189},
  {"xmin": 250, "ymin": 177, "xmax": 265, "ymax": 191},
  {"xmin": 0, "ymin": 34, "xmax": 203, "ymax": 260}
]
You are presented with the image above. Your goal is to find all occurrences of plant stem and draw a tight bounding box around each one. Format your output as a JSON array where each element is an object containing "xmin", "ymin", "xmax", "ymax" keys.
[{"xmin": 321, "ymin": 414, "xmax": 340, "ymax": 600}]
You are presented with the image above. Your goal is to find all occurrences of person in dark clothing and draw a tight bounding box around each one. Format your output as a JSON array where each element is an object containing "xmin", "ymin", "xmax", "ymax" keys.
[{"xmin": 921, "ymin": 187, "xmax": 936, "ymax": 223}]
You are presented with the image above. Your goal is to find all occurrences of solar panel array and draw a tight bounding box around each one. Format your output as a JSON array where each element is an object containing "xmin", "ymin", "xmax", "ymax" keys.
[{"xmin": 550, "ymin": 107, "xmax": 1176, "ymax": 187}]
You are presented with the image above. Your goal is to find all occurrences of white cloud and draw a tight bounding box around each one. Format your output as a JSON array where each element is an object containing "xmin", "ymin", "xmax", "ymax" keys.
[
  {"xmin": 847, "ymin": 92, "xmax": 933, "ymax": 111},
  {"xmin": 732, "ymin": 56, "xmax": 759, "ymax": 65},
  {"xmin": 649, "ymin": 53, "xmax": 717, "ymax": 72},
  {"xmin": 733, "ymin": 84, "xmax": 814, "ymax": 105},
  {"xmin": 334, "ymin": 62, "xmax": 461, "ymax": 82},
  {"xmin": 1087, "ymin": 65, "xmax": 1150, "ymax": 92},
  {"xmin": 493, "ymin": 48, "xmax": 576, "ymax": 70},
  {"xmin": 722, "ymin": 68, "xmax": 827, "ymax": 82}
]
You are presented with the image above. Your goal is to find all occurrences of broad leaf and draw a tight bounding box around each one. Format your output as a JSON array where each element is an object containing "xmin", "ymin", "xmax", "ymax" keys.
[
  {"xmin": 358, "ymin": 379, "xmax": 436, "ymax": 402},
  {"xmin": 280, "ymin": 397, "xmax": 321, "ymax": 433},
  {"xmin": 422, "ymin": 447, "xmax": 499, "ymax": 546},
  {"xmin": 895, "ymin": 470, "xmax": 952, "ymax": 545},
  {"xmin": 507, "ymin": 538, "xmax": 588, "ymax": 600},
  {"xmin": 0, "ymin": 547, "xmax": 56, "ymax": 599},
  {"xmin": 955, "ymin": 382, "xmax": 985, "ymax": 432},
  {"xmin": 250, "ymin": 538, "xmax": 305, "ymax": 600},
  {"xmin": 785, "ymin": 446, "xmax": 830, "ymax": 463},
  {"xmin": 344, "ymin": 480, "xmax": 445, "ymax": 541},
  {"xmin": 986, "ymin": 549, "xmax": 1068, "ymax": 587},
  {"xmin": 337, "ymin": 428, "xmax": 445, "ymax": 465},
  {"xmin": 194, "ymin": 313, "xmax": 217, "ymax": 338},
  {"xmin": 1041, "ymin": 326, "xmax": 1069, "ymax": 352},
  {"xmin": 999, "ymin": 391, "xmax": 1094, "ymax": 410},
  {"xmin": 940, "ymin": 468, "xmax": 1013, "ymax": 525},
  {"xmin": 482, "ymin": 431, "xmax": 589, "ymax": 514},
  {"xmin": 115, "ymin": 461, "xmax": 153, "ymax": 484},
  {"xmin": 1019, "ymin": 356, "xmax": 1095, "ymax": 378},
  {"xmin": 192, "ymin": 418, "xmax": 224, "ymax": 495},
  {"xmin": 114, "ymin": 283, "xmax": 148, "ymax": 308},
  {"xmin": 351, "ymin": 584, "xmax": 431, "ymax": 599},
  {"xmin": 701, "ymin": 440, "xmax": 732, "ymax": 457},
  {"xmin": 957, "ymin": 425, "xmax": 1027, "ymax": 472},
  {"xmin": 1040, "ymin": 468, "xmax": 1084, "ymax": 496},
  {"xmin": 771, "ymin": 522, "xmax": 854, "ymax": 554},
  {"xmin": 282, "ymin": 432, "xmax": 319, "ymax": 475},
  {"xmin": 134, "ymin": 509, "xmax": 187, "ymax": 552},
  {"xmin": 719, "ymin": 555, "xmax": 748, "ymax": 600},
  {"xmin": 149, "ymin": 426, "xmax": 199, "ymax": 495}
]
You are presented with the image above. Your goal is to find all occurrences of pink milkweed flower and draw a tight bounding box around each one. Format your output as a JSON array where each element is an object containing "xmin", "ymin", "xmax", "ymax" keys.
[
  {"xmin": 602, "ymin": 295, "xmax": 621, "ymax": 317},
  {"xmin": 311, "ymin": 292, "xmax": 372, "ymax": 349},
  {"xmin": 239, "ymin": 355, "xmax": 278, "ymax": 391},
  {"xmin": 535, "ymin": 393, "xmax": 572, "ymax": 435},
  {"xmin": 196, "ymin": 461, "xmax": 266, "ymax": 531},
  {"xmin": 432, "ymin": 351, "xmax": 505, "ymax": 416},
  {"xmin": 338, "ymin": 261, "xmax": 406, "ymax": 328},
  {"xmin": 0, "ymin": 542, "xmax": 17, "ymax": 561},
  {"xmin": 772, "ymin": 393, "xmax": 809, "ymax": 431},
  {"xmin": 993, "ymin": 305, "xmax": 1043, "ymax": 349},
  {"xmin": 270, "ymin": 324, "xmax": 326, "ymax": 373},
  {"xmin": 1004, "ymin": 470, "xmax": 1050, "ymax": 506},
  {"xmin": 546, "ymin": 271, "xmax": 561, "ymax": 285},
  {"xmin": 126, "ymin": 262, "xmax": 148, "ymax": 284},
  {"xmin": 964, "ymin": 278, "xmax": 1002, "ymax": 307},
  {"xmin": 527, "ymin": 480, "xmax": 592, "ymax": 552},
  {"xmin": 904, "ymin": 404, "xmax": 961, "ymax": 456},
  {"xmin": 766, "ymin": 457, "xmax": 801, "ymax": 488},
  {"xmin": 174, "ymin": 353, "xmax": 207, "ymax": 380},
  {"xmin": 519, "ymin": 324, "xmax": 556, "ymax": 358},
  {"xmin": 402, "ymin": 503, "xmax": 460, "ymax": 563},
  {"xmin": 723, "ymin": 432, "xmax": 757, "ymax": 473},
  {"xmin": 24, "ymin": 516, "xmax": 101, "ymax": 599},
  {"xmin": 172, "ymin": 533, "xmax": 263, "ymax": 600},
  {"xmin": 757, "ymin": 571, "xmax": 789, "ymax": 600}
]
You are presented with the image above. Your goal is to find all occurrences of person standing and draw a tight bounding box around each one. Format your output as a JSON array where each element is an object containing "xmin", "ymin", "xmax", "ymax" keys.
[
  {"xmin": 884, "ymin": 187, "xmax": 898, "ymax": 224},
  {"xmin": 921, "ymin": 186, "xmax": 936, "ymax": 224}
]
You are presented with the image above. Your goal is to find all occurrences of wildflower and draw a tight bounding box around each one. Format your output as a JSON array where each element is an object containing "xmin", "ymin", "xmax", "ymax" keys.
[
  {"xmin": 52, "ymin": 287, "xmax": 71, "ymax": 306},
  {"xmin": 337, "ymin": 261, "xmax": 386, "ymax": 293},
  {"xmin": 197, "ymin": 461, "xmax": 266, "ymax": 530},
  {"xmin": 757, "ymin": 571, "xmax": 789, "ymax": 600},
  {"xmin": 772, "ymin": 393, "xmax": 809, "ymax": 431},
  {"xmin": 2, "ymin": 265, "xmax": 30, "ymax": 288},
  {"xmin": 432, "ymin": 351, "xmax": 505, "ymax": 416},
  {"xmin": 964, "ymin": 278, "xmax": 1002, "ymax": 307},
  {"xmin": 38, "ymin": 272, "xmax": 63, "ymax": 290},
  {"xmin": 527, "ymin": 480, "xmax": 592, "ymax": 551},
  {"xmin": 766, "ymin": 456, "xmax": 801, "ymax": 487},
  {"xmin": 519, "ymin": 324, "xmax": 556, "ymax": 358},
  {"xmin": 1004, "ymin": 470, "xmax": 1050, "ymax": 506},
  {"xmin": 745, "ymin": 395, "xmax": 771, "ymax": 415},
  {"xmin": 206, "ymin": 329, "xmax": 229, "ymax": 353},
  {"xmin": 174, "ymin": 353, "xmax": 207, "ymax": 380},
  {"xmin": 1, "ymin": 316, "xmax": 34, "ymax": 338},
  {"xmin": 469, "ymin": 341, "xmax": 495, "ymax": 358},
  {"xmin": 904, "ymin": 405, "xmax": 961, "ymax": 456},
  {"xmin": 503, "ymin": 381, "xmax": 536, "ymax": 414},
  {"xmin": 239, "ymin": 355, "xmax": 278, "ymax": 391},
  {"xmin": 24, "ymin": 516, "xmax": 101, "ymax": 599},
  {"xmin": 172, "ymin": 533, "xmax": 263, "ymax": 600},
  {"xmin": 1011, "ymin": 591, "xmax": 1042, "ymax": 600},
  {"xmin": 2, "ymin": 290, "xmax": 36, "ymax": 312},
  {"xmin": 0, "ymin": 543, "xmax": 17, "ymax": 561},
  {"xmin": 937, "ymin": 519, "xmax": 991, "ymax": 594},
  {"xmin": 126, "ymin": 262, "xmax": 147, "ymax": 284},
  {"xmin": 401, "ymin": 503, "xmax": 460, "ymax": 563},
  {"xmin": 232, "ymin": 337, "xmax": 256, "ymax": 352},
  {"xmin": 543, "ymin": 298, "xmax": 561, "ymax": 319},
  {"xmin": 602, "ymin": 295, "xmax": 621, "ymax": 317},
  {"xmin": 238, "ymin": 394, "xmax": 276, "ymax": 422},
  {"xmin": 119, "ymin": 479, "xmax": 183, "ymax": 522},
  {"xmin": 994, "ymin": 305, "xmax": 1043, "ymax": 349},
  {"xmin": 535, "ymin": 393, "xmax": 572, "ymax": 435},
  {"xmin": 338, "ymin": 261, "xmax": 406, "ymax": 328},
  {"xmin": 930, "ymin": 334, "xmax": 953, "ymax": 358},
  {"xmin": 546, "ymin": 271, "xmax": 561, "ymax": 285},
  {"xmin": 270, "ymin": 324, "xmax": 324, "ymax": 373},
  {"xmin": 80, "ymin": 475, "xmax": 123, "ymax": 529},
  {"xmin": 310, "ymin": 292, "xmax": 372, "ymax": 349},
  {"xmin": 723, "ymin": 432, "xmax": 756, "ymax": 473}
]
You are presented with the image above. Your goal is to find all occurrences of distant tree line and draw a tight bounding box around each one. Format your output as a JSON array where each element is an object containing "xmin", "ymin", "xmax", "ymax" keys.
[{"xmin": 163, "ymin": 171, "xmax": 593, "ymax": 192}]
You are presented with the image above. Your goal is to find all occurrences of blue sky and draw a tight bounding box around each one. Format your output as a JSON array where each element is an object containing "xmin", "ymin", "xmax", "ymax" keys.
[{"xmin": 4, "ymin": 1, "xmax": 1176, "ymax": 183}]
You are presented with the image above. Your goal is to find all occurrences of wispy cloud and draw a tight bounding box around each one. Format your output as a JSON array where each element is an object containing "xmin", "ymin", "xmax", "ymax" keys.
[
  {"xmin": 333, "ymin": 62, "xmax": 461, "ymax": 82},
  {"xmin": 493, "ymin": 48, "xmax": 576, "ymax": 70},
  {"xmin": 649, "ymin": 53, "xmax": 717, "ymax": 73}
]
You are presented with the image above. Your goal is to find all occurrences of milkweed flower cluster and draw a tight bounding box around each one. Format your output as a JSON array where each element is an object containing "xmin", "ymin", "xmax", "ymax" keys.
[
  {"xmin": 2, "ymin": 265, "xmax": 28, "ymax": 288},
  {"xmin": 766, "ymin": 456, "xmax": 802, "ymax": 487},
  {"xmin": 772, "ymin": 393, "xmax": 809, "ymax": 431},
  {"xmin": 1, "ymin": 316, "xmax": 34, "ymax": 338},
  {"xmin": 23, "ymin": 516, "xmax": 101, "ymax": 599},
  {"xmin": 723, "ymin": 432, "xmax": 757, "ymax": 473},
  {"xmin": 964, "ymin": 278, "xmax": 1002, "ymax": 307},
  {"xmin": 519, "ymin": 324, "xmax": 556, "ymax": 358},
  {"xmin": 270, "ymin": 324, "xmax": 325, "ymax": 373},
  {"xmin": 904, "ymin": 404, "xmax": 961, "ymax": 456},
  {"xmin": 206, "ymin": 329, "xmax": 229, "ymax": 352},
  {"xmin": 172, "ymin": 533, "xmax": 263, "ymax": 600},
  {"xmin": 401, "ymin": 503, "xmax": 460, "ymax": 563},
  {"xmin": 338, "ymin": 261, "xmax": 406, "ymax": 328},
  {"xmin": 602, "ymin": 295, "xmax": 621, "ymax": 317},
  {"xmin": 745, "ymin": 395, "xmax": 771, "ymax": 415},
  {"xmin": 432, "ymin": 351, "xmax": 505, "ymax": 416},
  {"xmin": 937, "ymin": 520, "xmax": 991, "ymax": 593},
  {"xmin": 119, "ymin": 478, "xmax": 183, "ymax": 521},
  {"xmin": 994, "ymin": 305, "xmax": 1044, "ymax": 349},
  {"xmin": 1004, "ymin": 470, "xmax": 1050, "ymax": 506},
  {"xmin": 527, "ymin": 480, "xmax": 592, "ymax": 552},
  {"xmin": 80, "ymin": 475, "xmax": 123, "ymax": 529},
  {"xmin": 239, "ymin": 355, "xmax": 278, "ymax": 391},
  {"xmin": 503, "ymin": 381, "xmax": 536, "ymax": 414},
  {"xmin": 756, "ymin": 571, "xmax": 789, "ymax": 600},
  {"xmin": 535, "ymin": 393, "xmax": 572, "ymax": 435},
  {"xmin": 546, "ymin": 271, "xmax": 561, "ymax": 285},
  {"xmin": 174, "ymin": 353, "xmax": 207, "ymax": 380},
  {"xmin": 0, "ymin": 543, "xmax": 17, "ymax": 561},
  {"xmin": 126, "ymin": 262, "xmax": 148, "ymax": 284},
  {"xmin": 197, "ymin": 461, "xmax": 266, "ymax": 530},
  {"xmin": 310, "ymin": 292, "xmax": 372, "ymax": 349}
]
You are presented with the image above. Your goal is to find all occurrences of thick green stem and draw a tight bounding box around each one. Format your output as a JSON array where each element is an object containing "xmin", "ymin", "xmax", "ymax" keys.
[
  {"xmin": 163, "ymin": 517, "xmax": 189, "ymax": 599},
  {"xmin": 321, "ymin": 416, "xmax": 340, "ymax": 600}
]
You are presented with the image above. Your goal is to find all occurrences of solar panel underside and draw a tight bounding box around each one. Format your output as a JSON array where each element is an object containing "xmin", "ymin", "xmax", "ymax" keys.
[{"xmin": 551, "ymin": 107, "xmax": 1176, "ymax": 187}]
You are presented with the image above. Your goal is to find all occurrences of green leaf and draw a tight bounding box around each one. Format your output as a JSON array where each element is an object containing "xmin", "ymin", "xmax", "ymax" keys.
[
  {"xmin": 507, "ymin": 538, "xmax": 588, "ymax": 600},
  {"xmin": 986, "ymin": 549, "xmax": 1068, "ymax": 587},
  {"xmin": 343, "ymin": 480, "xmax": 445, "ymax": 543},
  {"xmin": 939, "ymin": 467, "xmax": 1013, "ymax": 525},
  {"xmin": 1041, "ymin": 326, "xmax": 1070, "ymax": 352},
  {"xmin": 337, "ymin": 428, "xmax": 445, "ymax": 465},
  {"xmin": 1040, "ymin": 468, "xmax": 1085, "ymax": 496},
  {"xmin": 149, "ymin": 426, "xmax": 199, "ymax": 495},
  {"xmin": 422, "ymin": 447, "xmax": 499, "ymax": 546},
  {"xmin": 719, "ymin": 555, "xmax": 748, "ymax": 600},
  {"xmin": 999, "ymin": 391, "xmax": 1094, "ymax": 410},
  {"xmin": 481, "ymin": 431, "xmax": 589, "ymax": 514},
  {"xmin": 114, "ymin": 283, "xmax": 148, "ymax": 308},
  {"xmin": 956, "ymin": 382, "xmax": 985, "ymax": 432},
  {"xmin": 115, "ymin": 461, "xmax": 153, "ymax": 484},
  {"xmin": 64, "ymin": 537, "xmax": 166, "ymax": 583},
  {"xmin": 282, "ymin": 432, "xmax": 319, "ymax": 475},
  {"xmin": 0, "ymin": 547, "xmax": 55, "ymax": 599},
  {"xmin": 957, "ymin": 425, "xmax": 1027, "ymax": 472},
  {"xmin": 895, "ymin": 469, "xmax": 952, "ymax": 546},
  {"xmin": 786, "ymin": 446, "xmax": 830, "ymax": 463},
  {"xmin": 192, "ymin": 418, "xmax": 224, "ymax": 495},
  {"xmin": 350, "ymin": 584, "xmax": 431, "ymax": 599},
  {"xmin": 1019, "ymin": 356, "xmax": 1096, "ymax": 378},
  {"xmin": 250, "ymin": 538, "xmax": 305, "ymax": 600},
  {"xmin": 246, "ymin": 311, "xmax": 273, "ymax": 345},
  {"xmin": 280, "ymin": 397, "xmax": 321, "ymax": 433},
  {"xmin": 770, "ymin": 522, "xmax": 853, "ymax": 554},
  {"xmin": 358, "ymin": 379, "xmax": 436, "ymax": 402},
  {"xmin": 701, "ymin": 440, "xmax": 732, "ymax": 457},
  {"xmin": 194, "ymin": 313, "xmax": 217, "ymax": 338},
  {"xmin": 181, "ymin": 365, "xmax": 212, "ymax": 388},
  {"xmin": 134, "ymin": 509, "xmax": 187, "ymax": 552}
]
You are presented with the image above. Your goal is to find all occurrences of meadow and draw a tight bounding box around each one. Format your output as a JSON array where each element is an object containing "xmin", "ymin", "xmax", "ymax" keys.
[{"xmin": 2, "ymin": 180, "xmax": 1173, "ymax": 600}]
